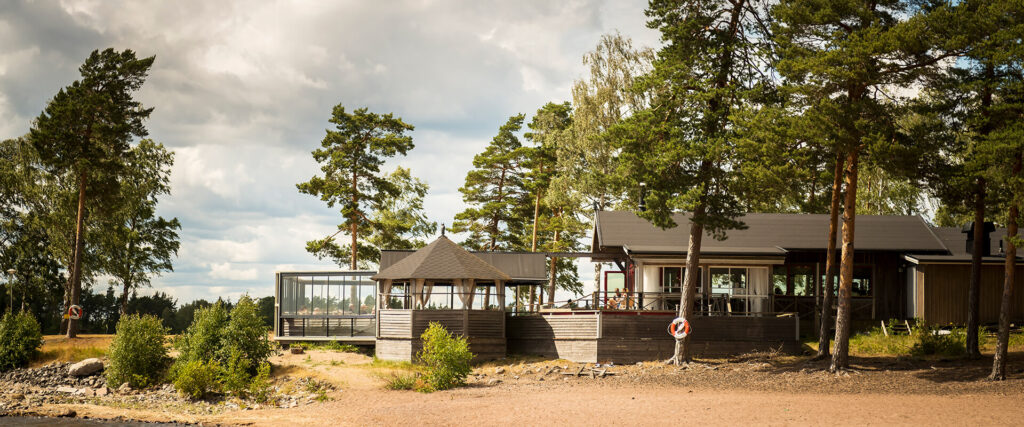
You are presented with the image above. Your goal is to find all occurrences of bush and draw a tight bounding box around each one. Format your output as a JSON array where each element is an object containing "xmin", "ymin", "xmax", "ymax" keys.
[
  {"xmin": 0, "ymin": 312, "xmax": 43, "ymax": 371},
  {"xmin": 173, "ymin": 359, "xmax": 223, "ymax": 400},
  {"xmin": 910, "ymin": 325, "xmax": 966, "ymax": 357},
  {"xmin": 106, "ymin": 314, "xmax": 168, "ymax": 389},
  {"xmin": 416, "ymin": 322, "xmax": 473, "ymax": 392},
  {"xmin": 248, "ymin": 362, "xmax": 273, "ymax": 403},
  {"xmin": 173, "ymin": 302, "xmax": 229, "ymax": 367},
  {"xmin": 171, "ymin": 296, "xmax": 273, "ymax": 399},
  {"xmin": 220, "ymin": 295, "xmax": 273, "ymax": 375},
  {"xmin": 384, "ymin": 372, "xmax": 418, "ymax": 391}
]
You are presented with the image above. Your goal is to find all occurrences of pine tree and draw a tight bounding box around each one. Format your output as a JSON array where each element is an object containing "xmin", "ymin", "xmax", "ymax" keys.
[
  {"xmin": 616, "ymin": 0, "xmax": 773, "ymax": 364},
  {"xmin": 773, "ymin": 0, "xmax": 970, "ymax": 370},
  {"xmin": 30, "ymin": 49, "xmax": 155, "ymax": 338},
  {"xmin": 366, "ymin": 166, "xmax": 437, "ymax": 253},
  {"xmin": 452, "ymin": 114, "xmax": 531, "ymax": 251},
  {"xmin": 99, "ymin": 139, "xmax": 181, "ymax": 314},
  {"xmin": 297, "ymin": 105, "xmax": 415, "ymax": 269}
]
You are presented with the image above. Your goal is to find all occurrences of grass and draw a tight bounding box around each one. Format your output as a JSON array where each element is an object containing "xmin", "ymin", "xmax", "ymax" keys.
[
  {"xmin": 803, "ymin": 325, "xmax": 1024, "ymax": 358},
  {"xmin": 33, "ymin": 334, "xmax": 113, "ymax": 366},
  {"xmin": 383, "ymin": 372, "xmax": 419, "ymax": 391},
  {"xmin": 288, "ymin": 341, "xmax": 362, "ymax": 353}
]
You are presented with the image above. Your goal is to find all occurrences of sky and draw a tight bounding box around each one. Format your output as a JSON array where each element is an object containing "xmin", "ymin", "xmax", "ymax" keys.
[{"xmin": 0, "ymin": 0, "xmax": 662, "ymax": 304}]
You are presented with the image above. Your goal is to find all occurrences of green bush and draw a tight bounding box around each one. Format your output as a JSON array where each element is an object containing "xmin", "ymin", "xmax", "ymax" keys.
[
  {"xmin": 248, "ymin": 362, "xmax": 273, "ymax": 404},
  {"xmin": 911, "ymin": 325, "xmax": 966, "ymax": 357},
  {"xmin": 384, "ymin": 372, "xmax": 418, "ymax": 391},
  {"xmin": 173, "ymin": 302, "xmax": 229, "ymax": 367},
  {"xmin": 416, "ymin": 322, "xmax": 473, "ymax": 392},
  {"xmin": 106, "ymin": 314, "xmax": 168, "ymax": 389},
  {"xmin": 0, "ymin": 312, "xmax": 43, "ymax": 372},
  {"xmin": 171, "ymin": 296, "xmax": 273, "ymax": 399},
  {"xmin": 220, "ymin": 295, "xmax": 273, "ymax": 375},
  {"xmin": 173, "ymin": 359, "xmax": 223, "ymax": 400}
]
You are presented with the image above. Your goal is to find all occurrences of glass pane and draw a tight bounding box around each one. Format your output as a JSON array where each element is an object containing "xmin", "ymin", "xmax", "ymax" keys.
[
  {"xmin": 791, "ymin": 265, "xmax": 814, "ymax": 296},
  {"xmin": 297, "ymin": 277, "xmax": 311, "ymax": 314},
  {"xmin": 281, "ymin": 276, "xmax": 297, "ymax": 315},
  {"xmin": 772, "ymin": 266, "xmax": 786, "ymax": 295},
  {"xmin": 360, "ymin": 277, "xmax": 375, "ymax": 314},
  {"xmin": 853, "ymin": 266, "xmax": 871, "ymax": 296},
  {"xmin": 662, "ymin": 267, "xmax": 682, "ymax": 293}
]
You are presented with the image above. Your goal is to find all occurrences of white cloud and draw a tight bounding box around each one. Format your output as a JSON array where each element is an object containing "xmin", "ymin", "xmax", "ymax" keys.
[
  {"xmin": 208, "ymin": 262, "xmax": 260, "ymax": 281},
  {"xmin": 0, "ymin": 0, "xmax": 660, "ymax": 303}
]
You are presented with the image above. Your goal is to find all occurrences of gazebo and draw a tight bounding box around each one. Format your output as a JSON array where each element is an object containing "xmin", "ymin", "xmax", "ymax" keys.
[{"xmin": 372, "ymin": 236, "xmax": 511, "ymax": 361}]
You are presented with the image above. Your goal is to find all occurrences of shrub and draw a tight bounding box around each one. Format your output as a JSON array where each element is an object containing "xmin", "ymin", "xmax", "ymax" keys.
[
  {"xmin": 248, "ymin": 362, "xmax": 273, "ymax": 404},
  {"xmin": 173, "ymin": 359, "xmax": 223, "ymax": 400},
  {"xmin": 174, "ymin": 302, "xmax": 229, "ymax": 367},
  {"xmin": 0, "ymin": 312, "xmax": 43, "ymax": 371},
  {"xmin": 384, "ymin": 372, "xmax": 418, "ymax": 391},
  {"xmin": 416, "ymin": 322, "xmax": 473, "ymax": 392},
  {"xmin": 910, "ymin": 325, "xmax": 966, "ymax": 357},
  {"xmin": 223, "ymin": 348, "xmax": 254, "ymax": 398},
  {"xmin": 219, "ymin": 295, "xmax": 273, "ymax": 375},
  {"xmin": 106, "ymin": 314, "xmax": 168, "ymax": 389}
]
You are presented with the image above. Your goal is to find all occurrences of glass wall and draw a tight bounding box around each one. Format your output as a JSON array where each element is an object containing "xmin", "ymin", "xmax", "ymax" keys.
[{"xmin": 276, "ymin": 271, "xmax": 377, "ymax": 339}]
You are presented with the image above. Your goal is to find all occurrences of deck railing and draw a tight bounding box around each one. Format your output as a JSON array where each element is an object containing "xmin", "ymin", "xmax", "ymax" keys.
[{"xmin": 517, "ymin": 290, "xmax": 774, "ymax": 316}]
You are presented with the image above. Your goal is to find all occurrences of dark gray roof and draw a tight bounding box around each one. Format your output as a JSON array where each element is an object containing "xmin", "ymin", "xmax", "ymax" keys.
[
  {"xmin": 370, "ymin": 236, "xmax": 511, "ymax": 281},
  {"xmin": 595, "ymin": 211, "xmax": 949, "ymax": 255},
  {"xmin": 380, "ymin": 249, "xmax": 547, "ymax": 282},
  {"xmin": 905, "ymin": 226, "xmax": 1014, "ymax": 263}
]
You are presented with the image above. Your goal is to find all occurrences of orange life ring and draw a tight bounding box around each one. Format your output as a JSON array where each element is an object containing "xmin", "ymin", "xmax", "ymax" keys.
[
  {"xmin": 68, "ymin": 305, "xmax": 83, "ymax": 320},
  {"xmin": 668, "ymin": 317, "xmax": 690, "ymax": 339}
]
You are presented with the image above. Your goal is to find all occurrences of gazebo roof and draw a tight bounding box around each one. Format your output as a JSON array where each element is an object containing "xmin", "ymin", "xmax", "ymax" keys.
[{"xmin": 370, "ymin": 236, "xmax": 511, "ymax": 282}]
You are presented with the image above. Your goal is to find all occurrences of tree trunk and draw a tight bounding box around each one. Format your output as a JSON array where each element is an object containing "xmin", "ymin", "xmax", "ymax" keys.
[
  {"xmin": 966, "ymin": 177, "xmax": 986, "ymax": 358},
  {"xmin": 350, "ymin": 171, "xmax": 359, "ymax": 271},
  {"xmin": 817, "ymin": 152, "xmax": 845, "ymax": 359},
  {"xmin": 830, "ymin": 149, "xmax": 859, "ymax": 371},
  {"xmin": 989, "ymin": 153, "xmax": 1020, "ymax": 380},
  {"xmin": 668, "ymin": 204, "xmax": 705, "ymax": 365},
  {"xmin": 547, "ymin": 224, "xmax": 561, "ymax": 307},
  {"xmin": 67, "ymin": 172, "xmax": 88, "ymax": 338},
  {"xmin": 119, "ymin": 280, "xmax": 131, "ymax": 315}
]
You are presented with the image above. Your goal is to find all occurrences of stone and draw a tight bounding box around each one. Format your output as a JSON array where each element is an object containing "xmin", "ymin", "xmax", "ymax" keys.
[
  {"xmin": 290, "ymin": 347, "xmax": 305, "ymax": 355},
  {"xmin": 117, "ymin": 383, "xmax": 132, "ymax": 394},
  {"xmin": 56, "ymin": 386, "xmax": 77, "ymax": 394},
  {"xmin": 77, "ymin": 388, "xmax": 95, "ymax": 397},
  {"xmin": 68, "ymin": 358, "xmax": 104, "ymax": 377},
  {"xmin": 494, "ymin": 367, "xmax": 505, "ymax": 374},
  {"xmin": 95, "ymin": 386, "xmax": 109, "ymax": 397},
  {"xmin": 8, "ymin": 393, "xmax": 24, "ymax": 400},
  {"xmin": 486, "ymin": 378, "xmax": 500, "ymax": 386}
]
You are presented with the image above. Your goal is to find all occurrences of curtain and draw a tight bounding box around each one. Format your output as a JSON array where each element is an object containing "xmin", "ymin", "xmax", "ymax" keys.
[
  {"xmin": 380, "ymin": 279, "xmax": 393, "ymax": 309},
  {"xmin": 496, "ymin": 280, "xmax": 504, "ymax": 311},
  {"xmin": 413, "ymin": 278, "xmax": 426, "ymax": 309}
]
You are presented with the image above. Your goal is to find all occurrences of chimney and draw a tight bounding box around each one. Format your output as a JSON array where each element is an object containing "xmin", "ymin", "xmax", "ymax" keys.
[
  {"xmin": 962, "ymin": 221, "xmax": 996, "ymax": 256},
  {"xmin": 638, "ymin": 182, "xmax": 647, "ymax": 212}
]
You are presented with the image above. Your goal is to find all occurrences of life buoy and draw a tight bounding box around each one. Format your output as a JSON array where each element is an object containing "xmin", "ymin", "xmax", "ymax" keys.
[
  {"xmin": 68, "ymin": 305, "xmax": 83, "ymax": 320},
  {"xmin": 668, "ymin": 317, "xmax": 690, "ymax": 339}
]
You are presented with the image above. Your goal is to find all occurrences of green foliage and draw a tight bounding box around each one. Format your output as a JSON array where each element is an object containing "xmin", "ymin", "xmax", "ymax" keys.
[
  {"xmin": 101, "ymin": 139, "xmax": 181, "ymax": 314},
  {"xmin": 384, "ymin": 372, "xmax": 418, "ymax": 391},
  {"xmin": 173, "ymin": 359, "xmax": 223, "ymax": 400},
  {"xmin": 297, "ymin": 104, "xmax": 417, "ymax": 269},
  {"xmin": 416, "ymin": 322, "xmax": 473, "ymax": 392},
  {"xmin": 171, "ymin": 297, "xmax": 272, "ymax": 399},
  {"xmin": 106, "ymin": 314, "xmax": 168, "ymax": 389},
  {"xmin": 452, "ymin": 114, "xmax": 532, "ymax": 251},
  {"xmin": 0, "ymin": 312, "xmax": 43, "ymax": 371},
  {"xmin": 220, "ymin": 295, "xmax": 273, "ymax": 376},
  {"xmin": 367, "ymin": 167, "xmax": 437, "ymax": 253},
  {"xmin": 173, "ymin": 302, "xmax": 229, "ymax": 367},
  {"xmin": 248, "ymin": 362, "xmax": 274, "ymax": 403}
]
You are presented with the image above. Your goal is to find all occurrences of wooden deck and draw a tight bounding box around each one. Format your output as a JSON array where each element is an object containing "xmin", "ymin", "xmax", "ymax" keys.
[
  {"xmin": 507, "ymin": 310, "xmax": 801, "ymax": 363},
  {"xmin": 375, "ymin": 309, "xmax": 506, "ymax": 362}
]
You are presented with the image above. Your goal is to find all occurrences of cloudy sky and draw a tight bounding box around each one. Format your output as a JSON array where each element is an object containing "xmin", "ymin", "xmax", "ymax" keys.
[{"xmin": 0, "ymin": 0, "xmax": 660, "ymax": 303}]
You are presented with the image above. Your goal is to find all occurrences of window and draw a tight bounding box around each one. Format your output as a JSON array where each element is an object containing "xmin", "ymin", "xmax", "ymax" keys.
[
  {"xmin": 852, "ymin": 266, "xmax": 872, "ymax": 297},
  {"xmin": 772, "ymin": 266, "xmax": 786, "ymax": 295},
  {"xmin": 662, "ymin": 267, "xmax": 682, "ymax": 293},
  {"xmin": 790, "ymin": 265, "xmax": 815, "ymax": 297},
  {"xmin": 710, "ymin": 268, "xmax": 747, "ymax": 295}
]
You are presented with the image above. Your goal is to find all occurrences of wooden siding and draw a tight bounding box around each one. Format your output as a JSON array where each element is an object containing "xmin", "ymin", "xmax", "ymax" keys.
[
  {"xmin": 375, "ymin": 309, "xmax": 506, "ymax": 362},
  {"xmin": 507, "ymin": 312, "xmax": 801, "ymax": 363},
  {"xmin": 919, "ymin": 264, "xmax": 1024, "ymax": 325}
]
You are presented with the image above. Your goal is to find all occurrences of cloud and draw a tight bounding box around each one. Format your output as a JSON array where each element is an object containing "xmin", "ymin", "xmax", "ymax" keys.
[{"xmin": 0, "ymin": 0, "xmax": 660, "ymax": 303}]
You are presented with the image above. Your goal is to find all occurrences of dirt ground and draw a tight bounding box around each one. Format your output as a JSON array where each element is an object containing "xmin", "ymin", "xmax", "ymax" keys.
[{"xmin": 33, "ymin": 349, "xmax": 1024, "ymax": 426}]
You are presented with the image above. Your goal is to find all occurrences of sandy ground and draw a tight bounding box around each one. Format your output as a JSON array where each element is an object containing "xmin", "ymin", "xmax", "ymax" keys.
[{"xmin": 35, "ymin": 350, "xmax": 1024, "ymax": 426}]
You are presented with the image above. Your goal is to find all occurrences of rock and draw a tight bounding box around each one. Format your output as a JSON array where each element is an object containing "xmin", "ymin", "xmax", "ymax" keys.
[
  {"xmin": 95, "ymin": 386, "xmax": 109, "ymax": 397},
  {"xmin": 68, "ymin": 358, "xmax": 104, "ymax": 377},
  {"xmin": 290, "ymin": 347, "xmax": 305, "ymax": 355},
  {"xmin": 494, "ymin": 367, "xmax": 505, "ymax": 374},
  {"xmin": 77, "ymin": 388, "xmax": 95, "ymax": 397},
  {"xmin": 8, "ymin": 393, "xmax": 24, "ymax": 400},
  {"xmin": 117, "ymin": 383, "xmax": 132, "ymax": 394},
  {"xmin": 56, "ymin": 386, "xmax": 77, "ymax": 394},
  {"xmin": 486, "ymin": 378, "xmax": 500, "ymax": 386},
  {"xmin": 636, "ymin": 362, "xmax": 643, "ymax": 366}
]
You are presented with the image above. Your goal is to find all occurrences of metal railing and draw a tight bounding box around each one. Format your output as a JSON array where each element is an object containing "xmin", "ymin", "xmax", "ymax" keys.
[
  {"xmin": 378, "ymin": 291, "xmax": 504, "ymax": 310},
  {"xmin": 524, "ymin": 290, "xmax": 773, "ymax": 316}
]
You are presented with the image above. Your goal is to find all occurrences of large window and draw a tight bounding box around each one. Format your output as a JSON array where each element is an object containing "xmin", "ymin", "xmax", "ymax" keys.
[
  {"xmin": 276, "ymin": 271, "xmax": 377, "ymax": 339},
  {"xmin": 772, "ymin": 266, "xmax": 786, "ymax": 295},
  {"xmin": 790, "ymin": 265, "xmax": 815, "ymax": 297},
  {"xmin": 710, "ymin": 267, "xmax": 747, "ymax": 295}
]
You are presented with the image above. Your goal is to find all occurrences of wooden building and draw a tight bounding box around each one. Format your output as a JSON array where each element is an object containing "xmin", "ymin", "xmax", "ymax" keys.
[
  {"xmin": 588, "ymin": 211, "xmax": 1024, "ymax": 328},
  {"xmin": 372, "ymin": 236, "xmax": 546, "ymax": 362}
]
